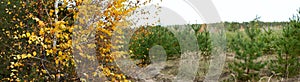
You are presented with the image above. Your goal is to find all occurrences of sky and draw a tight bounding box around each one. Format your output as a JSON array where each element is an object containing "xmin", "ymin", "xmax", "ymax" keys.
[{"xmin": 145, "ymin": 0, "xmax": 300, "ymax": 24}]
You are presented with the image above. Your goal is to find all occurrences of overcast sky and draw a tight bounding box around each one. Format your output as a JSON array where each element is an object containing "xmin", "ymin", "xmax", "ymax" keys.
[{"xmin": 147, "ymin": 0, "xmax": 300, "ymax": 24}]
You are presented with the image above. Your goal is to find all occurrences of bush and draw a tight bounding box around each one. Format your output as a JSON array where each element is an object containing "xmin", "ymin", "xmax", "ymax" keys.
[{"xmin": 129, "ymin": 26, "xmax": 180, "ymax": 65}]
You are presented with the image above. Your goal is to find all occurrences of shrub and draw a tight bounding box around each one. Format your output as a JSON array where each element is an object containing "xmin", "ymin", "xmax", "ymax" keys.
[{"xmin": 129, "ymin": 26, "xmax": 180, "ymax": 65}]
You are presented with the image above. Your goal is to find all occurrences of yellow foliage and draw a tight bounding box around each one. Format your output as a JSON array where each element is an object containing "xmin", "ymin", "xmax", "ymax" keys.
[
  {"xmin": 1, "ymin": 0, "xmax": 152, "ymax": 81},
  {"xmin": 38, "ymin": 21, "xmax": 45, "ymax": 27}
]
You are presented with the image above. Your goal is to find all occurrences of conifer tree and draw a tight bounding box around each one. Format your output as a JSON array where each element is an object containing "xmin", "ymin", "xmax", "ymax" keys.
[
  {"xmin": 270, "ymin": 11, "xmax": 300, "ymax": 79},
  {"xmin": 229, "ymin": 19, "xmax": 266, "ymax": 81}
]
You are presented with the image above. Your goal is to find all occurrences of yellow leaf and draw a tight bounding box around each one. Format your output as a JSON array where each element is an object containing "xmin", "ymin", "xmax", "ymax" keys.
[
  {"xmin": 55, "ymin": 60, "xmax": 59, "ymax": 65},
  {"xmin": 27, "ymin": 54, "xmax": 32, "ymax": 58},
  {"xmin": 11, "ymin": 69, "xmax": 18, "ymax": 72},
  {"xmin": 123, "ymin": 79, "xmax": 130, "ymax": 82},
  {"xmin": 26, "ymin": 32, "xmax": 30, "ymax": 37},
  {"xmin": 58, "ymin": 51, "xmax": 63, "ymax": 56},
  {"xmin": 17, "ymin": 55, "xmax": 21, "ymax": 59},
  {"xmin": 28, "ymin": 40, "xmax": 32, "ymax": 44},
  {"xmin": 22, "ymin": 34, "xmax": 26, "ymax": 38},
  {"xmin": 32, "ymin": 17, "xmax": 40, "ymax": 21},
  {"xmin": 10, "ymin": 73, "xmax": 14, "ymax": 77},
  {"xmin": 20, "ymin": 22, "xmax": 24, "ymax": 27},
  {"xmin": 60, "ymin": 24, "xmax": 66, "ymax": 29},
  {"xmin": 49, "ymin": 10, "xmax": 54, "ymax": 16},
  {"xmin": 28, "ymin": 13, "xmax": 33, "ymax": 18},
  {"xmin": 21, "ymin": 54, "xmax": 27, "ymax": 59},
  {"xmin": 33, "ymin": 51, "xmax": 37, "ymax": 56},
  {"xmin": 100, "ymin": 35, "xmax": 104, "ymax": 39},
  {"xmin": 15, "ymin": 78, "xmax": 20, "ymax": 82},
  {"xmin": 13, "ymin": 36, "xmax": 18, "ymax": 39},
  {"xmin": 41, "ymin": 69, "xmax": 47, "ymax": 74},
  {"xmin": 38, "ymin": 21, "xmax": 45, "ymax": 27},
  {"xmin": 39, "ymin": 28, "xmax": 44, "ymax": 35}
]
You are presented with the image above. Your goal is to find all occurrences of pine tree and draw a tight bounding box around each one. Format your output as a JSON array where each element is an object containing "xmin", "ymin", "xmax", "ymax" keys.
[
  {"xmin": 229, "ymin": 19, "xmax": 266, "ymax": 81},
  {"xmin": 270, "ymin": 11, "xmax": 300, "ymax": 78}
]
